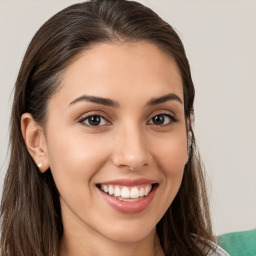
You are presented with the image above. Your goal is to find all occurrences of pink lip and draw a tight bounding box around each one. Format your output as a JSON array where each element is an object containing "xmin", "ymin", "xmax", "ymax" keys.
[
  {"xmin": 97, "ymin": 183, "xmax": 158, "ymax": 214},
  {"xmin": 98, "ymin": 178, "xmax": 158, "ymax": 186}
]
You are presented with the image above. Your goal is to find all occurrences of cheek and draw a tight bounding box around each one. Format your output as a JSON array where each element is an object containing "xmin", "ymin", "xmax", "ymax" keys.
[
  {"xmin": 150, "ymin": 130, "xmax": 187, "ymax": 205},
  {"xmin": 151, "ymin": 132, "xmax": 188, "ymax": 176},
  {"xmin": 147, "ymin": 131, "xmax": 187, "ymax": 220},
  {"xmin": 45, "ymin": 129, "xmax": 110, "ymax": 192}
]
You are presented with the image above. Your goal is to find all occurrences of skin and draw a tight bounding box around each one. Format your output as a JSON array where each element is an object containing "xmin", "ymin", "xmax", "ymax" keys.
[{"xmin": 22, "ymin": 42, "xmax": 188, "ymax": 256}]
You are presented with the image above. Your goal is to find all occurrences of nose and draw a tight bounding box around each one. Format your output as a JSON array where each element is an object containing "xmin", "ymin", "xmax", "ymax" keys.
[{"xmin": 111, "ymin": 125, "xmax": 149, "ymax": 171}]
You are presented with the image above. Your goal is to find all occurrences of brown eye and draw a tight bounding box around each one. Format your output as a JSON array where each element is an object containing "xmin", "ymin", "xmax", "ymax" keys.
[
  {"xmin": 148, "ymin": 114, "xmax": 177, "ymax": 125},
  {"xmin": 152, "ymin": 115, "xmax": 165, "ymax": 125},
  {"xmin": 80, "ymin": 115, "xmax": 108, "ymax": 126}
]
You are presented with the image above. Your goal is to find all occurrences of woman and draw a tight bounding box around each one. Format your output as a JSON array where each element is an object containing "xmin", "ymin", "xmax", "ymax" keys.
[{"xmin": 0, "ymin": 0, "xmax": 229, "ymax": 255}]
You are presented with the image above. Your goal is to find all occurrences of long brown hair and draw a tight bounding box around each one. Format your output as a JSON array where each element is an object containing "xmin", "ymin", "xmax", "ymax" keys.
[{"xmin": 0, "ymin": 0, "xmax": 215, "ymax": 255}]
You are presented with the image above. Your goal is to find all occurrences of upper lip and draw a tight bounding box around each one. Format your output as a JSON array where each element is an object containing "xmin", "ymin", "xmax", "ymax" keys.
[{"xmin": 97, "ymin": 178, "xmax": 158, "ymax": 186}]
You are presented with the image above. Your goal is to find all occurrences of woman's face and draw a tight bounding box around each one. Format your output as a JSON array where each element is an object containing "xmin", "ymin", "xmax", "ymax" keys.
[{"xmin": 44, "ymin": 42, "xmax": 188, "ymax": 244}]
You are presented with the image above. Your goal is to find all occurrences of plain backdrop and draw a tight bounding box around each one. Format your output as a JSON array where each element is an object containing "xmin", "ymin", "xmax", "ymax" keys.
[{"xmin": 0, "ymin": 0, "xmax": 255, "ymax": 235}]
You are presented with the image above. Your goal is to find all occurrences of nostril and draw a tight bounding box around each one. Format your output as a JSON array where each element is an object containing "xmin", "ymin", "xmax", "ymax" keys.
[{"xmin": 112, "ymin": 154, "xmax": 148, "ymax": 171}]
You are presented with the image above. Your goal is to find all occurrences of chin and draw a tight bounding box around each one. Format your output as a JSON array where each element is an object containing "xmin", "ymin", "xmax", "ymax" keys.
[{"xmin": 102, "ymin": 221, "xmax": 156, "ymax": 244}]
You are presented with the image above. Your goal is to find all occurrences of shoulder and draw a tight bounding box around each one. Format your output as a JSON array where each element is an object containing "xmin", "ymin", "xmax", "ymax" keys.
[
  {"xmin": 193, "ymin": 235, "xmax": 230, "ymax": 256},
  {"xmin": 206, "ymin": 241, "xmax": 230, "ymax": 256}
]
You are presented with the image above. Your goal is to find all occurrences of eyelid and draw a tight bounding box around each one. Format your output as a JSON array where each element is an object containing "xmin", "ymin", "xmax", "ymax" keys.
[{"xmin": 148, "ymin": 110, "xmax": 177, "ymax": 119}]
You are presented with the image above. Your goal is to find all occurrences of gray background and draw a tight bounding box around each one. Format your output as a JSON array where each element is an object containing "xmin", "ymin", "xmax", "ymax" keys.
[{"xmin": 0, "ymin": 0, "xmax": 255, "ymax": 235}]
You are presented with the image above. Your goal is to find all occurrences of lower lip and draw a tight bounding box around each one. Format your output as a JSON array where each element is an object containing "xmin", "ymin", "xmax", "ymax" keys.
[{"xmin": 98, "ymin": 185, "xmax": 157, "ymax": 214}]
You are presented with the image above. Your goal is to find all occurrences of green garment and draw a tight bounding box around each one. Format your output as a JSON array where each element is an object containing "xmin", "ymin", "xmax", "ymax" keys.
[{"xmin": 218, "ymin": 229, "xmax": 256, "ymax": 256}]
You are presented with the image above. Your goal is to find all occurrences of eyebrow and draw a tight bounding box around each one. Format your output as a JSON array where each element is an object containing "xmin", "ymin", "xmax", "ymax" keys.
[
  {"xmin": 69, "ymin": 93, "xmax": 183, "ymax": 107},
  {"xmin": 147, "ymin": 93, "xmax": 183, "ymax": 105},
  {"xmin": 69, "ymin": 95, "xmax": 119, "ymax": 107}
]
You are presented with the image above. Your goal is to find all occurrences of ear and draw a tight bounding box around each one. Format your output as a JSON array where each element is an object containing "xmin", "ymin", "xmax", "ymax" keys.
[{"xmin": 21, "ymin": 113, "xmax": 50, "ymax": 173}]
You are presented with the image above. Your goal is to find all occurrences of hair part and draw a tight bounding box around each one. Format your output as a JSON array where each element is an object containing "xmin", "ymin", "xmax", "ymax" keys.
[{"xmin": 1, "ymin": 1, "xmax": 215, "ymax": 255}]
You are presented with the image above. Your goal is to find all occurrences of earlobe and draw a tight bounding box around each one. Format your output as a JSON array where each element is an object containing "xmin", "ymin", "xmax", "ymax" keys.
[{"xmin": 21, "ymin": 113, "xmax": 50, "ymax": 173}]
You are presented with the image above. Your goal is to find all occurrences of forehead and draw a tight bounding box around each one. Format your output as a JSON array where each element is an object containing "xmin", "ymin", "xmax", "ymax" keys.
[{"xmin": 52, "ymin": 41, "xmax": 184, "ymax": 107}]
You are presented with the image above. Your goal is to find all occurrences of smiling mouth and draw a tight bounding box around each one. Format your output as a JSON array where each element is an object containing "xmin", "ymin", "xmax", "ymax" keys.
[{"xmin": 97, "ymin": 184, "xmax": 156, "ymax": 202}]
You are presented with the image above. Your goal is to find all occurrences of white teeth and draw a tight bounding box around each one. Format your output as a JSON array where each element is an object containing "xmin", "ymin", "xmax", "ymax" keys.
[
  {"xmin": 145, "ymin": 186, "xmax": 151, "ymax": 196},
  {"xmin": 130, "ymin": 187, "xmax": 139, "ymax": 198},
  {"xmin": 99, "ymin": 184, "xmax": 153, "ymax": 199},
  {"xmin": 118, "ymin": 197, "xmax": 141, "ymax": 202},
  {"xmin": 108, "ymin": 185, "xmax": 114, "ymax": 195},
  {"xmin": 103, "ymin": 185, "xmax": 108, "ymax": 193},
  {"xmin": 121, "ymin": 187, "xmax": 130, "ymax": 198},
  {"xmin": 114, "ymin": 186, "xmax": 121, "ymax": 197},
  {"xmin": 139, "ymin": 187, "xmax": 145, "ymax": 197}
]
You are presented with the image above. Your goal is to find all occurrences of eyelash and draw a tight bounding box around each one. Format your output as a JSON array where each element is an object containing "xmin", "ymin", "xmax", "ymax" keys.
[{"xmin": 78, "ymin": 113, "xmax": 178, "ymax": 127}]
